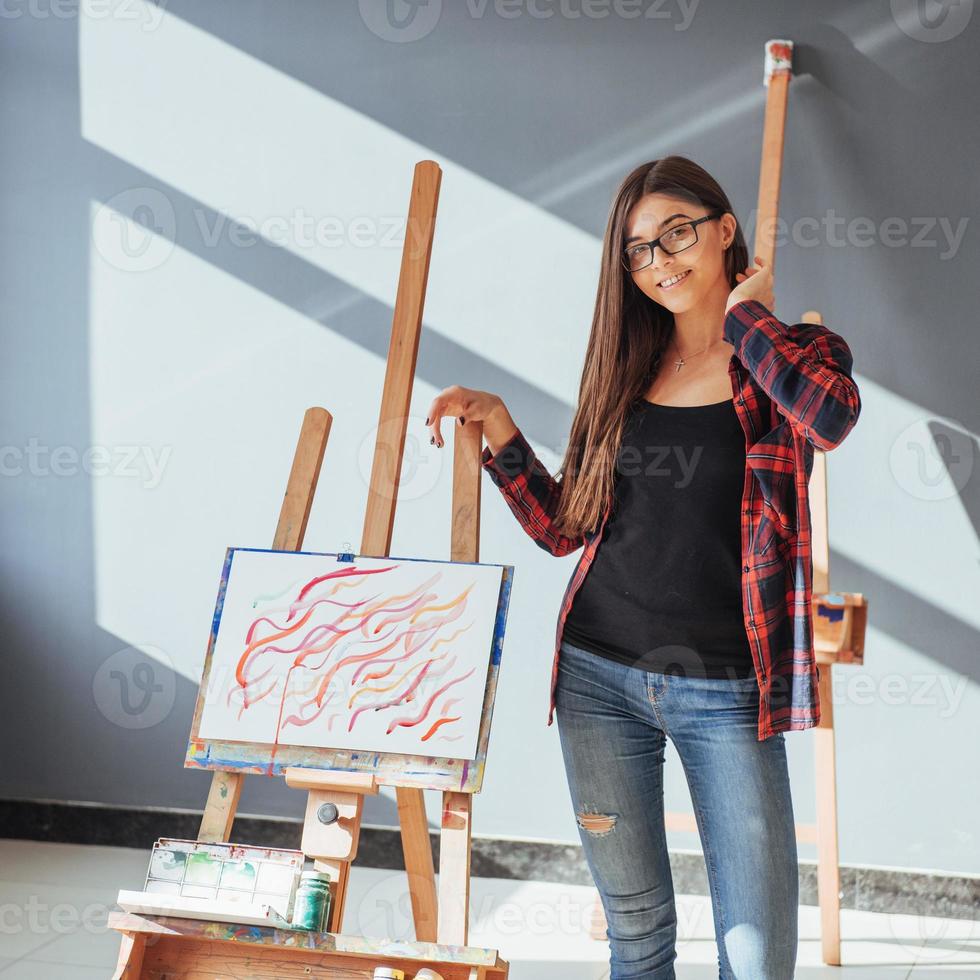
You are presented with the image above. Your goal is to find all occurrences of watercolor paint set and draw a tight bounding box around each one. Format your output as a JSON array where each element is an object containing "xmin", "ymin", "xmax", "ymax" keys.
[{"xmin": 117, "ymin": 838, "xmax": 306, "ymax": 927}]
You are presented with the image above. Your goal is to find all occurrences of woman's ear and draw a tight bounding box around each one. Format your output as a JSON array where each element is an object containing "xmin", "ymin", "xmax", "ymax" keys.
[{"xmin": 720, "ymin": 212, "xmax": 738, "ymax": 249}]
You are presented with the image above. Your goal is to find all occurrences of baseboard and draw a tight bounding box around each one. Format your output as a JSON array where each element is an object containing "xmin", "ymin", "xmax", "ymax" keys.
[{"xmin": 1, "ymin": 799, "xmax": 975, "ymax": 922}]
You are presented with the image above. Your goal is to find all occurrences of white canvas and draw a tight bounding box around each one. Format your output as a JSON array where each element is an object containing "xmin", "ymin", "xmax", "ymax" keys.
[{"xmin": 196, "ymin": 549, "xmax": 505, "ymax": 761}]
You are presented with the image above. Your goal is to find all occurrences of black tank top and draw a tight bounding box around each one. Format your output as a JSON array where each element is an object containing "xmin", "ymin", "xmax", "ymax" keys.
[{"xmin": 562, "ymin": 396, "xmax": 754, "ymax": 679}]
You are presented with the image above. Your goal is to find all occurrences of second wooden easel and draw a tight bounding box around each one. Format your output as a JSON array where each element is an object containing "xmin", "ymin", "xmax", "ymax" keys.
[{"xmin": 110, "ymin": 160, "xmax": 511, "ymax": 979}]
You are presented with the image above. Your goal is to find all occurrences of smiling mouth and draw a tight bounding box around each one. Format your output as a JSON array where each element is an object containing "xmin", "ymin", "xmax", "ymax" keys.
[{"xmin": 658, "ymin": 269, "xmax": 691, "ymax": 289}]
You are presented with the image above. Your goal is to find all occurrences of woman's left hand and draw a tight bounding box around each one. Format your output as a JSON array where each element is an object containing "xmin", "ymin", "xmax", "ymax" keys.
[{"xmin": 725, "ymin": 254, "xmax": 774, "ymax": 314}]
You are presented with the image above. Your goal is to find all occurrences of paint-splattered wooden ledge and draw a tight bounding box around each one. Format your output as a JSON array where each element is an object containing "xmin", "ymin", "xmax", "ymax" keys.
[{"xmin": 109, "ymin": 910, "xmax": 509, "ymax": 979}]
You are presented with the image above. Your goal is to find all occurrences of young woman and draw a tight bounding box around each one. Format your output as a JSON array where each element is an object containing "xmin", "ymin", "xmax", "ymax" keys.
[{"xmin": 424, "ymin": 156, "xmax": 861, "ymax": 979}]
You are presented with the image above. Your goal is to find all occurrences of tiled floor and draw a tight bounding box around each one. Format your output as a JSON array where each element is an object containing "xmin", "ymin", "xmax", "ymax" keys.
[{"xmin": 0, "ymin": 840, "xmax": 976, "ymax": 978}]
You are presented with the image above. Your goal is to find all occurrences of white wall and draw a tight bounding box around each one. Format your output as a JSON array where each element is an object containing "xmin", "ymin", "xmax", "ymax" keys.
[{"xmin": 1, "ymin": 0, "xmax": 977, "ymax": 876}]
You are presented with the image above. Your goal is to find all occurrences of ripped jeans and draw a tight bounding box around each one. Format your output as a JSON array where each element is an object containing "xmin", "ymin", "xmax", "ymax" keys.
[{"xmin": 554, "ymin": 638, "xmax": 799, "ymax": 980}]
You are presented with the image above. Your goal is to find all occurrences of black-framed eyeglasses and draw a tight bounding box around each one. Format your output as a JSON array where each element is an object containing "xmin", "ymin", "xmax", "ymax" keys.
[{"xmin": 622, "ymin": 210, "xmax": 725, "ymax": 273}]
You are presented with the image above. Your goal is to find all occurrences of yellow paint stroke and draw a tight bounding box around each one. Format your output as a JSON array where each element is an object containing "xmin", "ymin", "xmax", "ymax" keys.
[
  {"xmin": 409, "ymin": 583, "xmax": 475, "ymax": 623},
  {"xmin": 346, "ymin": 653, "xmax": 448, "ymax": 708},
  {"xmin": 287, "ymin": 633, "xmax": 403, "ymax": 698},
  {"xmin": 334, "ymin": 574, "xmax": 441, "ymax": 625},
  {"xmin": 432, "ymin": 624, "xmax": 472, "ymax": 649}
]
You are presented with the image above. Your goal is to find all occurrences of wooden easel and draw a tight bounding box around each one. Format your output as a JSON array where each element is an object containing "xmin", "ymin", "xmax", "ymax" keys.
[
  {"xmin": 589, "ymin": 40, "xmax": 869, "ymax": 966},
  {"xmin": 110, "ymin": 161, "xmax": 510, "ymax": 978},
  {"xmin": 753, "ymin": 38, "xmax": 869, "ymax": 966}
]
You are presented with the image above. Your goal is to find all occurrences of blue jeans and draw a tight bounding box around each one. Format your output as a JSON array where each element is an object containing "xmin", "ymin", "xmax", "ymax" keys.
[{"xmin": 554, "ymin": 639, "xmax": 799, "ymax": 979}]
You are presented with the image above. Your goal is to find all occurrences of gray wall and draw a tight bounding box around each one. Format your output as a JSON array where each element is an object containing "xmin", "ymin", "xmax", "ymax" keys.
[{"xmin": 2, "ymin": 0, "xmax": 978, "ymax": 877}]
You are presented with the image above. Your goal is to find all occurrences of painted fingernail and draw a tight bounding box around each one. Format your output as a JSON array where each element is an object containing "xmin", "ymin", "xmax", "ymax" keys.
[
  {"xmin": 425, "ymin": 416, "xmax": 430, "ymax": 424},
  {"xmin": 458, "ymin": 416, "xmax": 465, "ymax": 425},
  {"xmin": 430, "ymin": 436, "xmax": 434, "ymax": 445}
]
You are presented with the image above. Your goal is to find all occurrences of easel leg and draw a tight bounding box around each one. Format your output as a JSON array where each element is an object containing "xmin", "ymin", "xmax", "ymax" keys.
[
  {"xmin": 198, "ymin": 770, "xmax": 244, "ymax": 842},
  {"xmin": 396, "ymin": 785, "xmax": 438, "ymax": 942},
  {"xmin": 815, "ymin": 664, "xmax": 842, "ymax": 965},
  {"xmin": 753, "ymin": 42, "xmax": 792, "ymax": 272},
  {"xmin": 112, "ymin": 932, "xmax": 146, "ymax": 979},
  {"xmin": 331, "ymin": 860, "xmax": 351, "ymax": 932},
  {"xmin": 438, "ymin": 790, "xmax": 473, "ymax": 946}
]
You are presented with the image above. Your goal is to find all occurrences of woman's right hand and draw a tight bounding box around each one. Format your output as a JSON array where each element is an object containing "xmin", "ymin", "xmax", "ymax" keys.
[{"xmin": 424, "ymin": 385, "xmax": 516, "ymax": 453}]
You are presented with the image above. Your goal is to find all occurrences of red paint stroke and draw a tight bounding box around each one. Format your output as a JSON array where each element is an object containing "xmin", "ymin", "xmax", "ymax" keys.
[
  {"xmin": 281, "ymin": 690, "xmax": 335, "ymax": 730},
  {"xmin": 261, "ymin": 623, "xmax": 334, "ymax": 655},
  {"xmin": 351, "ymin": 630, "xmax": 440, "ymax": 685},
  {"xmin": 226, "ymin": 662, "xmax": 276, "ymax": 707},
  {"xmin": 347, "ymin": 660, "xmax": 434, "ymax": 732},
  {"xmin": 425, "ymin": 653, "xmax": 457, "ymax": 679},
  {"xmin": 311, "ymin": 634, "xmax": 408, "ymax": 706},
  {"xmin": 347, "ymin": 651, "xmax": 453, "ymax": 708},
  {"xmin": 235, "ymin": 678, "xmax": 278, "ymax": 718},
  {"xmin": 290, "ymin": 566, "xmax": 397, "ymax": 620},
  {"xmin": 384, "ymin": 667, "xmax": 476, "ymax": 735},
  {"xmin": 244, "ymin": 608, "xmax": 348, "ymax": 646},
  {"xmin": 366, "ymin": 592, "xmax": 437, "ymax": 635},
  {"xmin": 236, "ymin": 620, "xmax": 359, "ymax": 694}
]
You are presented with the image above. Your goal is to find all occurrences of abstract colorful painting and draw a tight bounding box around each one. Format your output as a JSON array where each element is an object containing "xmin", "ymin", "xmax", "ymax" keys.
[{"xmin": 193, "ymin": 548, "xmax": 509, "ymax": 762}]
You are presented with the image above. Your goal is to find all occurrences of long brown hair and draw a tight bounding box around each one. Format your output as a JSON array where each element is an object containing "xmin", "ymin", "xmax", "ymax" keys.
[{"xmin": 552, "ymin": 155, "xmax": 749, "ymax": 539}]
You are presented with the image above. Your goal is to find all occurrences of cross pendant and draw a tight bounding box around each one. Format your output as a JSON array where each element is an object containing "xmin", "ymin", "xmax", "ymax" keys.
[{"xmin": 673, "ymin": 358, "xmax": 685, "ymax": 372}]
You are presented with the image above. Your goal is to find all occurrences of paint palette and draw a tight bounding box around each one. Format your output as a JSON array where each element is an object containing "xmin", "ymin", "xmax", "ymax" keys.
[{"xmin": 142, "ymin": 839, "xmax": 304, "ymax": 921}]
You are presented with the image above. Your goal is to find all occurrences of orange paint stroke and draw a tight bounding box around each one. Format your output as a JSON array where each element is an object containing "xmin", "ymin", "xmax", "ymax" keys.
[
  {"xmin": 365, "ymin": 591, "xmax": 435, "ymax": 636},
  {"xmin": 421, "ymin": 716, "xmax": 461, "ymax": 741},
  {"xmin": 235, "ymin": 606, "xmax": 318, "ymax": 687},
  {"xmin": 347, "ymin": 652, "xmax": 450, "ymax": 707},
  {"xmin": 347, "ymin": 661, "xmax": 433, "ymax": 732},
  {"xmin": 312, "ymin": 633, "xmax": 408, "ymax": 706},
  {"xmin": 240, "ymin": 619, "xmax": 359, "ymax": 695},
  {"xmin": 385, "ymin": 667, "xmax": 476, "ymax": 735},
  {"xmin": 351, "ymin": 646, "xmax": 417, "ymax": 685},
  {"xmin": 226, "ymin": 662, "xmax": 275, "ymax": 707},
  {"xmin": 360, "ymin": 661, "xmax": 397, "ymax": 683}
]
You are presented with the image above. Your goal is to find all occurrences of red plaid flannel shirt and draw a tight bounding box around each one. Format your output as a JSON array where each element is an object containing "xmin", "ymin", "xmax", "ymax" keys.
[{"xmin": 480, "ymin": 299, "xmax": 861, "ymax": 740}]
